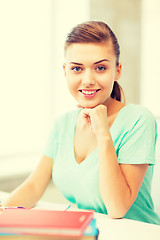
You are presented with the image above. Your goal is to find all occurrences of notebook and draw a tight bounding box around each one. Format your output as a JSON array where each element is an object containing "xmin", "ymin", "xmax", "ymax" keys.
[
  {"xmin": 0, "ymin": 208, "xmax": 94, "ymax": 237},
  {"xmin": 0, "ymin": 219, "xmax": 99, "ymax": 239}
]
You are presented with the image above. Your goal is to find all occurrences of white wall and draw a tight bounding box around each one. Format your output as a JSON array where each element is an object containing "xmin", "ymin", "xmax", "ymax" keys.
[
  {"xmin": 0, "ymin": 0, "xmax": 53, "ymax": 157},
  {"xmin": 140, "ymin": 0, "xmax": 160, "ymax": 116}
]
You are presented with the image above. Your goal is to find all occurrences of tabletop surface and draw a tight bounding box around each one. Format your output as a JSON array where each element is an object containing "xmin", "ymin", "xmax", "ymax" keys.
[{"xmin": 0, "ymin": 191, "xmax": 160, "ymax": 240}]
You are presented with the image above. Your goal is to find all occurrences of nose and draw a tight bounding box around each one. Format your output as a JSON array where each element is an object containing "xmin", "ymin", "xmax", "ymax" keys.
[{"xmin": 81, "ymin": 69, "xmax": 95, "ymax": 86}]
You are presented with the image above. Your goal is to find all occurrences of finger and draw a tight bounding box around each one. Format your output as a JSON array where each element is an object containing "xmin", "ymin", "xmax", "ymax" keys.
[{"xmin": 76, "ymin": 104, "xmax": 84, "ymax": 108}]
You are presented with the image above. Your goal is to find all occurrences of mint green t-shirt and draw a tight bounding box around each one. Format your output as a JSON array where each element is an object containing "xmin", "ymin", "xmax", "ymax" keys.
[{"xmin": 44, "ymin": 104, "xmax": 160, "ymax": 225}]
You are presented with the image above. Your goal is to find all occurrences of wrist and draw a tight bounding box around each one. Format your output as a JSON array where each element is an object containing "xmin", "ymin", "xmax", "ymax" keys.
[{"xmin": 96, "ymin": 132, "xmax": 112, "ymax": 146}]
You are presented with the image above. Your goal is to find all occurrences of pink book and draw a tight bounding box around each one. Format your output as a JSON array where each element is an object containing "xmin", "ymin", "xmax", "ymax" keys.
[{"xmin": 0, "ymin": 208, "xmax": 94, "ymax": 237}]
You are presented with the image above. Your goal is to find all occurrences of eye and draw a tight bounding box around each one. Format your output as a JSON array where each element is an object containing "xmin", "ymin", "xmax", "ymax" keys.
[
  {"xmin": 71, "ymin": 66, "xmax": 82, "ymax": 72},
  {"xmin": 95, "ymin": 66, "xmax": 106, "ymax": 72}
]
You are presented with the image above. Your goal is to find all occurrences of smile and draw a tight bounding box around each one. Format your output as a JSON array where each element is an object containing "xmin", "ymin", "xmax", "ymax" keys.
[{"xmin": 79, "ymin": 89, "xmax": 100, "ymax": 98}]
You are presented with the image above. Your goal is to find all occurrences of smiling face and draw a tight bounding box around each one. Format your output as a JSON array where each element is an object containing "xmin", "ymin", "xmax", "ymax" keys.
[{"xmin": 63, "ymin": 41, "xmax": 122, "ymax": 108}]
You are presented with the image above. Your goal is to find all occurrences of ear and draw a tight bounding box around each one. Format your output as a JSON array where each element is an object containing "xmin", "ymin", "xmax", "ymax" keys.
[
  {"xmin": 115, "ymin": 62, "xmax": 122, "ymax": 81},
  {"xmin": 63, "ymin": 63, "xmax": 66, "ymax": 77}
]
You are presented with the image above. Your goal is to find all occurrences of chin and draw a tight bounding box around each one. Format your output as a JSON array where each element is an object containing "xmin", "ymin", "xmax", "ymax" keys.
[{"xmin": 80, "ymin": 102, "xmax": 99, "ymax": 109}]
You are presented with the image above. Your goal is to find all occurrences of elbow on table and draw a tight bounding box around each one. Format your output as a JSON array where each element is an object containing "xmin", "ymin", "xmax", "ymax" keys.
[
  {"xmin": 107, "ymin": 206, "xmax": 129, "ymax": 219},
  {"xmin": 104, "ymin": 194, "xmax": 135, "ymax": 219},
  {"xmin": 108, "ymin": 212, "xmax": 124, "ymax": 220}
]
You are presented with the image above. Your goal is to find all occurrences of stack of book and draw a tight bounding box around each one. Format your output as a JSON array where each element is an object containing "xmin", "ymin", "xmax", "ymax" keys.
[{"xmin": 0, "ymin": 208, "xmax": 99, "ymax": 239}]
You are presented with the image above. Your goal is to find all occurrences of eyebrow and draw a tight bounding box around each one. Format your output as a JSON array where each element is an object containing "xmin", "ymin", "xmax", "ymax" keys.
[
  {"xmin": 69, "ymin": 59, "xmax": 110, "ymax": 65},
  {"xmin": 94, "ymin": 59, "xmax": 110, "ymax": 64}
]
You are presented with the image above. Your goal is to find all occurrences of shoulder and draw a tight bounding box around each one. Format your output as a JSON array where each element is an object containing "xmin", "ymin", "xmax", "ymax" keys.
[
  {"xmin": 122, "ymin": 104, "xmax": 154, "ymax": 117},
  {"xmin": 120, "ymin": 104, "xmax": 156, "ymax": 127},
  {"xmin": 55, "ymin": 108, "xmax": 80, "ymax": 124},
  {"xmin": 116, "ymin": 104, "xmax": 157, "ymax": 164},
  {"xmin": 52, "ymin": 108, "xmax": 81, "ymax": 132},
  {"xmin": 47, "ymin": 108, "xmax": 80, "ymax": 141},
  {"xmin": 113, "ymin": 104, "xmax": 157, "ymax": 140}
]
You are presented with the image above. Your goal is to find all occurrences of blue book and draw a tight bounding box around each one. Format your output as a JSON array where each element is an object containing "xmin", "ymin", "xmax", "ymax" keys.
[{"xmin": 84, "ymin": 218, "xmax": 99, "ymax": 238}]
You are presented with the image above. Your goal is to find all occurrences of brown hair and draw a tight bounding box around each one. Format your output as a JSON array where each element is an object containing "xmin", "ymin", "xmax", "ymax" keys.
[{"xmin": 65, "ymin": 21, "xmax": 125, "ymax": 103}]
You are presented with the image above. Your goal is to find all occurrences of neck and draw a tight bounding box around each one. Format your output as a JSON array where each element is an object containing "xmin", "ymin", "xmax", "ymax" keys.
[{"xmin": 103, "ymin": 97, "xmax": 115, "ymax": 116}]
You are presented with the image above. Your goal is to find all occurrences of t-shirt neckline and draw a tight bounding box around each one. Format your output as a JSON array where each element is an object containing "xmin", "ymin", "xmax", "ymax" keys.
[{"xmin": 72, "ymin": 104, "xmax": 131, "ymax": 167}]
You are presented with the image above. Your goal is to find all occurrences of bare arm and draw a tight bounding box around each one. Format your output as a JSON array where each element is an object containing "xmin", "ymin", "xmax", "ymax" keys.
[
  {"xmin": 98, "ymin": 134, "xmax": 148, "ymax": 218},
  {"xmin": 1, "ymin": 155, "xmax": 53, "ymax": 208},
  {"xmin": 81, "ymin": 105, "xmax": 148, "ymax": 218}
]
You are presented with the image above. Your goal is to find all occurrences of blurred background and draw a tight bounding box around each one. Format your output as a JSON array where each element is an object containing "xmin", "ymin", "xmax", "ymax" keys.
[{"xmin": 0, "ymin": 0, "xmax": 160, "ymax": 203}]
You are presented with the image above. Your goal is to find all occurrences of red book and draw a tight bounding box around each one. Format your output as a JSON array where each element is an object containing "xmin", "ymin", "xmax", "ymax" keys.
[{"xmin": 0, "ymin": 209, "xmax": 94, "ymax": 237}]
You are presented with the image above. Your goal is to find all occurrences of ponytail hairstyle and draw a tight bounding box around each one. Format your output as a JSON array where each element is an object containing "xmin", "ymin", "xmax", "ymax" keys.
[{"xmin": 64, "ymin": 21, "xmax": 125, "ymax": 103}]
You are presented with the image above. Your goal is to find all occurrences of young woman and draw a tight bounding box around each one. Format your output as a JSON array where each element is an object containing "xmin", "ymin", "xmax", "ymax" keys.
[{"xmin": 1, "ymin": 21, "xmax": 160, "ymax": 225}]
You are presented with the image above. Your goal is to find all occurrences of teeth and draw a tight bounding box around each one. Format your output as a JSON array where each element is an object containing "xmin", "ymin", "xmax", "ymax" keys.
[{"xmin": 81, "ymin": 90, "xmax": 97, "ymax": 95}]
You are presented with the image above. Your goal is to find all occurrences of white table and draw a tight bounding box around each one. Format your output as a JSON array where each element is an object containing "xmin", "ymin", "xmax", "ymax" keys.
[
  {"xmin": 1, "ymin": 191, "xmax": 160, "ymax": 240},
  {"xmin": 94, "ymin": 212, "xmax": 160, "ymax": 240}
]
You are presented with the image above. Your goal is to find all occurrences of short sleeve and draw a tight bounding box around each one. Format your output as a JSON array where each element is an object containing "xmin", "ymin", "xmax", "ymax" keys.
[
  {"xmin": 43, "ymin": 118, "xmax": 59, "ymax": 160},
  {"xmin": 117, "ymin": 109, "xmax": 157, "ymax": 165}
]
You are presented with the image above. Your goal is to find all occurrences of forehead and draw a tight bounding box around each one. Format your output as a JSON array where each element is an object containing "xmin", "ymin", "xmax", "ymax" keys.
[{"xmin": 65, "ymin": 42, "xmax": 116, "ymax": 63}]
